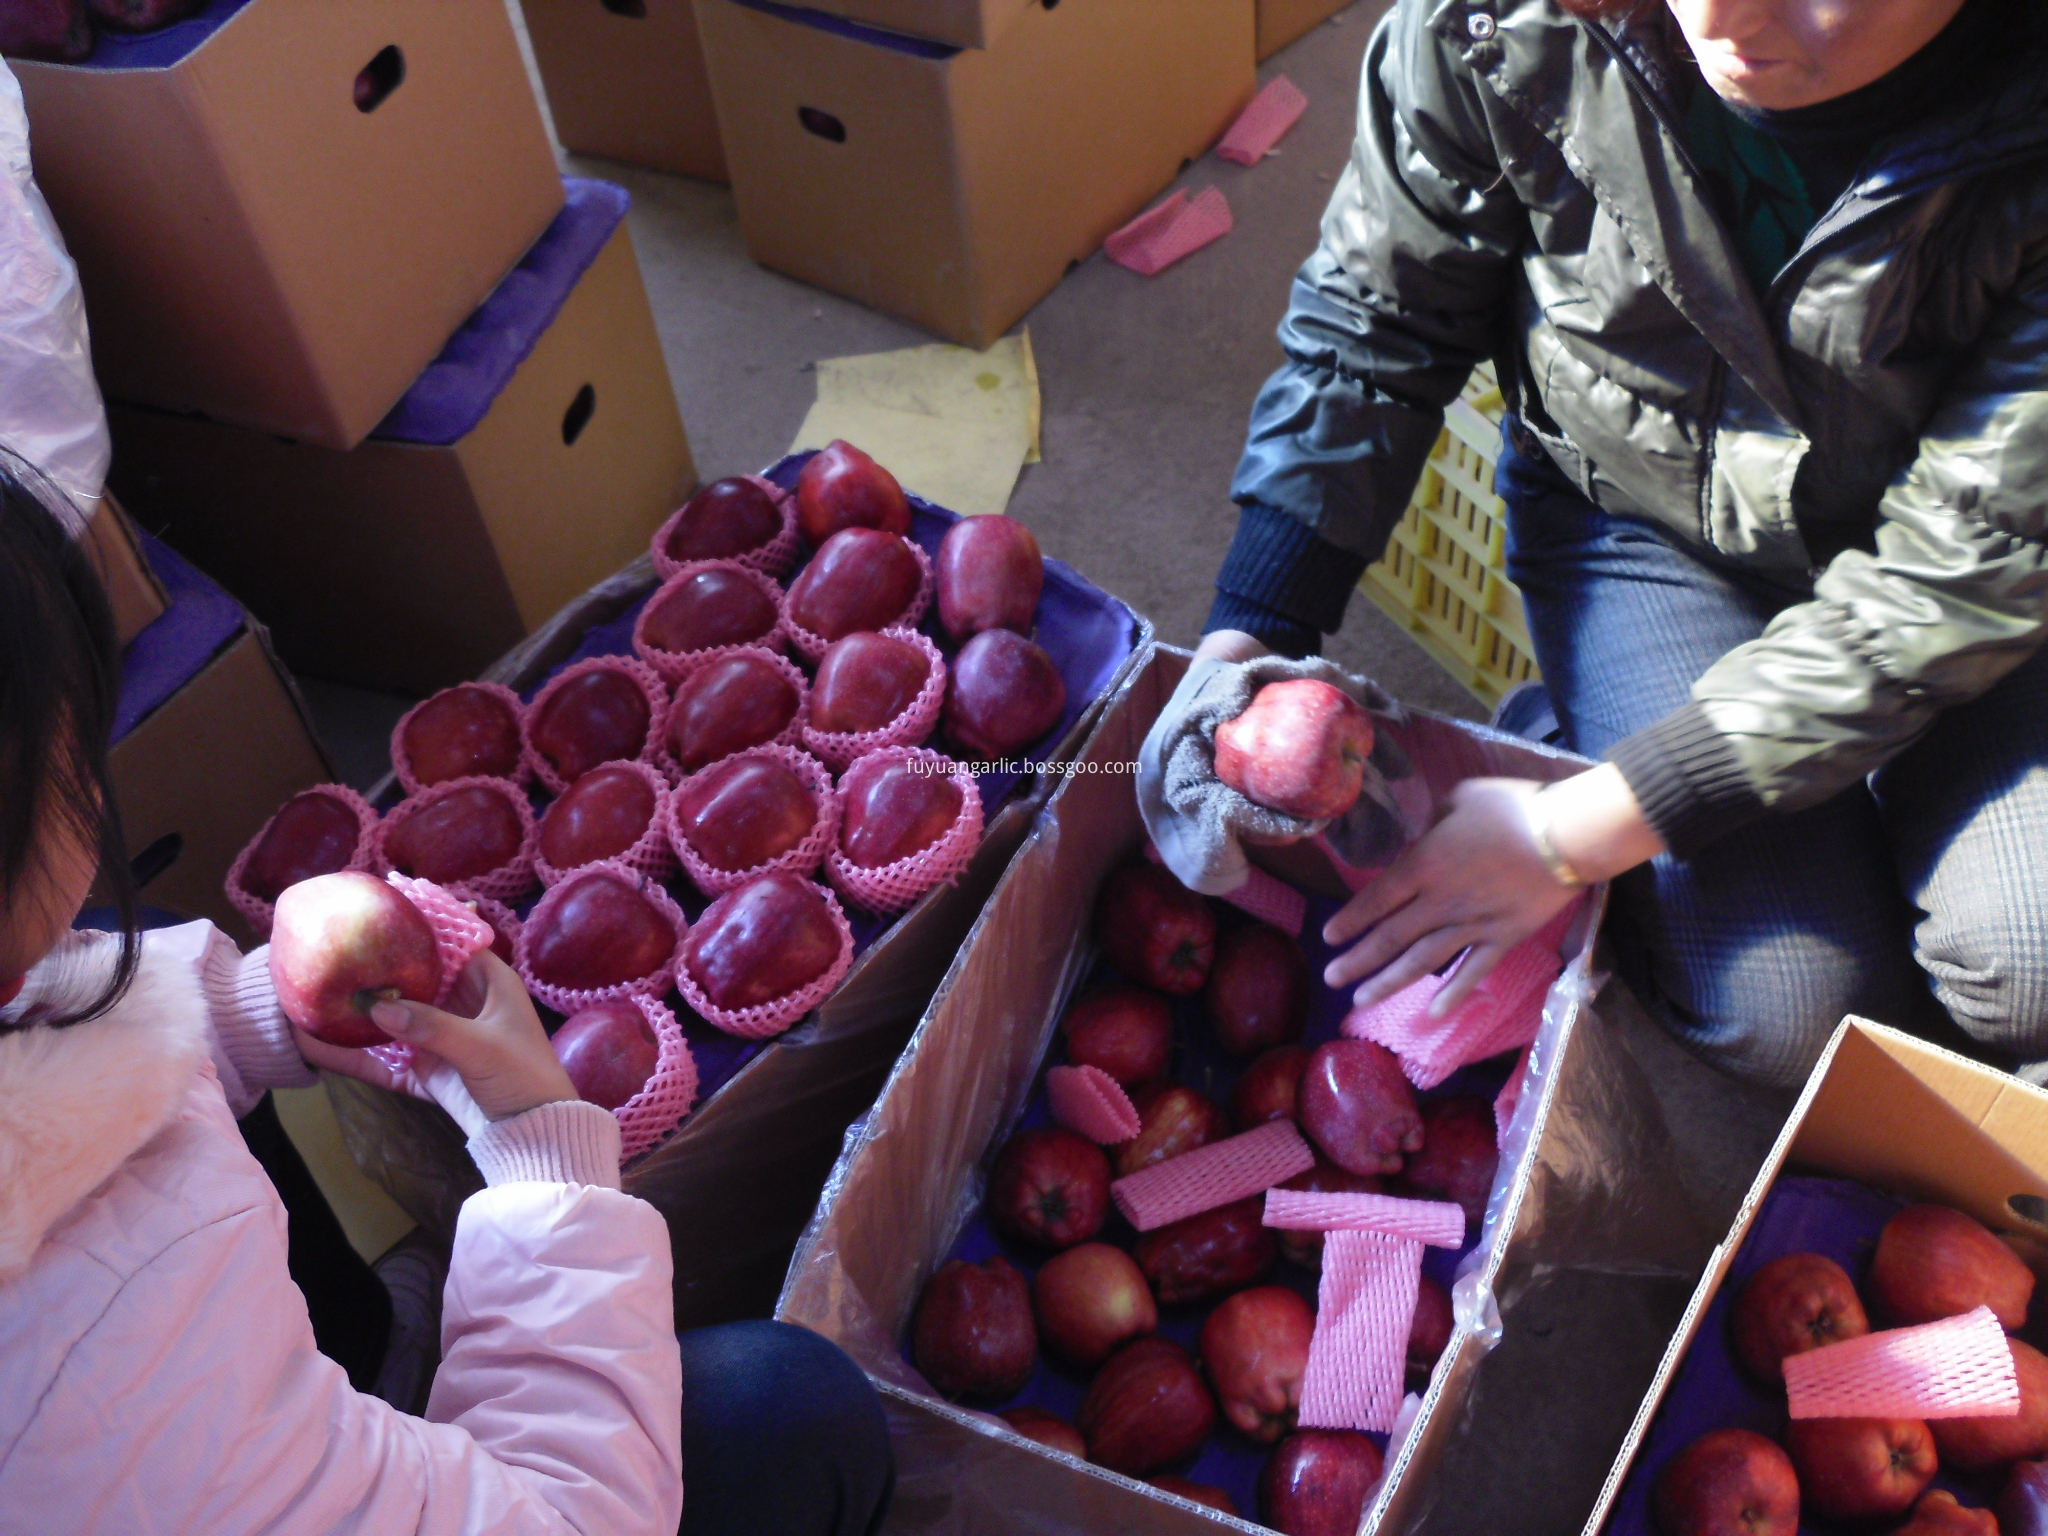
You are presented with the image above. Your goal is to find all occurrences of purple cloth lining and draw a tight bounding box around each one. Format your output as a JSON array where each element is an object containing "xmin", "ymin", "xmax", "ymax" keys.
[
  {"xmin": 113, "ymin": 535, "xmax": 245, "ymax": 745},
  {"xmin": 372, "ymin": 179, "xmax": 625, "ymax": 447},
  {"xmin": 728, "ymin": 0, "xmax": 960, "ymax": 60},
  {"xmin": 70, "ymin": 0, "xmax": 248, "ymax": 71},
  {"xmin": 936, "ymin": 888, "xmax": 1511, "ymax": 1521}
]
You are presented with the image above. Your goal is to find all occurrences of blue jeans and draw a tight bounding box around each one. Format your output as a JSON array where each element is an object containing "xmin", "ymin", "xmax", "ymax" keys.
[
  {"xmin": 1498, "ymin": 429, "xmax": 2048, "ymax": 1089},
  {"xmin": 679, "ymin": 1321, "xmax": 893, "ymax": 1536}
]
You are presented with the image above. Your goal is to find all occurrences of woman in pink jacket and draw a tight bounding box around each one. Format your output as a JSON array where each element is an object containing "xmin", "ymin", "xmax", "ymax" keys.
[{"xmin": 0, "ymin": 460, "xmax": 894, "ymax": 1536}]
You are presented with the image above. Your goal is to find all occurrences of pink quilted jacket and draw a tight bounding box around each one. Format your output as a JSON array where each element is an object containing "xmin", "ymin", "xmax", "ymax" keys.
[{"xmin": 0, "ymin": 922, "xmax": 683, "ymax": 1535}]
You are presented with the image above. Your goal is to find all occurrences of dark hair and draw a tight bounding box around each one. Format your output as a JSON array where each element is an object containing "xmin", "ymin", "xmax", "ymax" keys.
[{"xmin": 0, "ymin": 452, "xmax": 138, "ymax": 1025}]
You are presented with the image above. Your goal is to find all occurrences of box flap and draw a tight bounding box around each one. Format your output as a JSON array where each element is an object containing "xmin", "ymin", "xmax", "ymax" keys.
[
  {"xmin": 113, "ymin": 536, "xmax": 244, "ymax": 744},
  {"xmin": 65, "ymin": 0, "xmax": 250, "ymax": 70}
]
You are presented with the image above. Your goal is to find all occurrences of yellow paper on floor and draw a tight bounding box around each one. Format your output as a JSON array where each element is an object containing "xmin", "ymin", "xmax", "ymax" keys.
[
  {"xmin": 792, "ymin": 332, "xmax": 1040, "ymax": 517},
  {"xmin": 274, "ymin": 1083, "xmax": 416, "ymax": 1263}
]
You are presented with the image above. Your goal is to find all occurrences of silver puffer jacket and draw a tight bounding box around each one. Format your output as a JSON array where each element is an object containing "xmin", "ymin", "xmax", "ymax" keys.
[{"xmin": 1232, "ymin": 0, "xmax": 2048, "ymax": 837}]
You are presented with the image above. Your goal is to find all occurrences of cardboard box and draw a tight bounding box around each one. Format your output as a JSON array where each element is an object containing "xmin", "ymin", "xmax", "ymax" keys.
[
  {"xmin": 14, "ymin": 0, "xmax": 565, "ymax": 450},
  {"xmin": 696, "ymin": 0, "xmax": 1256, "ymax": 347},
  {"xmin": 79, "ymin": 494, "xmax": 168, "ymax": 648},
  {"xmin": 110, "ymin": 181, "xmax": 695, "ymax": 697},
  {"xmin": 798, "ymin": 0, "xmax": 1032, "ymax": 49},
  {"xmin": 1256, "ymin": 0, "xmax": 1352, "ymax": 59},
  {"xmin": 520, "ymin": 0, "xmax": 728, "ymax": 182},
  {"xmin": 1585, "ymin": 1020, "xmax": 2048, "ymax": 1534}
]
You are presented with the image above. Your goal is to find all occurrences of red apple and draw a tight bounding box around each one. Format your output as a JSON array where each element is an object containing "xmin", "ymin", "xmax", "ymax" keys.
[
  {"xmin": 1234, "ymin": 1045, "xmax": 1311, "ymax": 1128},
  {"xmin": 269, "ymin": 872, "xmax": 440, "ymax": 1047},
  {"xmin": 988, "ymin": 1127, "xmax": 1110, "ymax": 1249},
  {"xmin": 1031, "ymin": 1242, "xmax": 1157, "ymax": 1366},
  {"xmin": 672, "ymin": 754, "xmax": 817, "ymax": 873},
  {"xmin": 912, "ymin": 1255, "xmax": 1036, "ymax": 1401},
  {"xmin": 551, "ymin": 1000, "xmax": 660, "ymax": 1111},
  {"xmin": 479, "ymin": 905, "xmax": 518, "ymax": 965},
  {"xmin": 1299, "ymin": 1039, "xmax": 1423, "ymax": 1176},
  {"xmin": 1060, "ymin": 984, "xmax": 1173, "ymax": 1087},
  {"xmin": 537, "ymin": 763, "xmax": 657, "ymax": 872},
  {"xmin": 682, "ymin": 871, "xmax": 840, "ymax": 1011},
  {"xmin": 1784, "ymin": 1416, "xmax": 1936, "ymax": 1522},
  {"xmin": 936, "ymin": 514, "xmax": 1043, "ymax": 641},
  {"xmin": 1409, "ymin": 1275, "xmax": 1453, "ymax": 1386},
  {"xmin": 525, "ymin": 869, "xmax": 678, "ymax": 994},
  {"xmin": 943, "ymin": 629, "xmax": 1066, "ymax": 759},
  {"xmin": 1730, "ymin": 1252, "xmax": 1869, "ymax": 1385},
  {"xmin": 1396, "ymin": 1097, "xmax": 1500, "ymax": 1229},
  {"xmin": 383, "ymin": 784, "xmax": 525, "ymax": 885},
  {"xmin": 1204, "ymin": 922, "xmax": 1310, "ymax": 1055},
  {"xmin": 837, "ymin": 755, "xmax": 964, "ymax": 868},
  {"xmin": 242, "ymin": 789, "xmax": 364, "ymax": 901},
  {"xmin": 1114, "ymin": 1082, "xmax": 1230, "ymax": 1178},
  {"xmin": 2003, "ymin": 1460, "xmax": 2048, "ymax": 1536},
  {"xmin": 87, "ymin": 0, "xmax": 202, "ymax": 32},
  {"xmin": 641, "ymin": 566, "xmax": 779, "ymax": 655},
  {"xmin": 663, "ymin": 477, "xmax": 784, "ymax": 563},
  {"xmin": 530, "ymin": 668, "xmax": 653, "ymax": 784},
  {"xmin": 1133, "ymin": 1198, "xmax": 1277, "ymax": 1306},
  {"xmin": 1215, "ymin": 679, "xmax": 1375, "ymax": 822},
  {"xmin": 1275, "ymin": 1158, "xmax": 1385, "ymax": 1270},
  {"xmin": 787, "ymin": 528, "xmax": 922, "ymax": 642},
  {"xmin": 1077, "ymin": 1337, "xmax": 1216, "ymax": 1476},
  {"xmin": 1201, "ymin": 1285, "xmax": 1315, "ymax": 1443},
  {"xmin": 1001, "ymin": 1407, "xmax": 1085, "ymax": 1458},
  {"xmin": 0, "ymin": 0, "xmax": 91, "ymax": 61},
  {"xmin": 1149, "ymin": 1477, "xmax": 1239, "ymax": 1516},
  {"xmin": 797, "ymin": 440, "xmax": 912, "ymax": 546},
  {"xmin": 1905, "ymin": 1490, "xmax": 2000, "ymax": 1535},
  {"xmin": 810, "ymin": 631, "xmax": 931, "ymax": 735},
  {"xmin": 1652, "ymin": 1428, "xmax": 1800, "ymax": 1536},
  {"xmin": 1933, "ymin": 1337, "xmax": 2048, "ymax": 1471},
  {"xmin": 1259, "ymin": 1430, "xmax": 1385, "ymax": 1536},
  {"xmin": 666, "ymin": 651, "xmax": 800, "ymax": 772},
  {"xmin": 1873, "ymin": 1204, "xmax": 2035, "ymax": 1330},
  {"xmin": 1093, "ymin": 861, "xmax": 1216, "ymax": 995},
  {"xmin": 400, "ymin": 685, "xmax": 524, "ymax": 787}
]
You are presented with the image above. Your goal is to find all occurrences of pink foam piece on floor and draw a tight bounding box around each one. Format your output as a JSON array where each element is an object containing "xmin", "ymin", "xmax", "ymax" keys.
[
  {"xmin": 1299, "ymin": 1229, "xmax": 1422, "ymax": 1433},
  {"xmin": 1112, "ymin": 1120, "xmax": 1315, "ymax": 1232},
  {"xmin": 1262, "ymin": 1188, "xmax": 1465, "ymax": 1247},
  {"xmin": 1216, "ymin": 76, "xmax": 1308, "ymax": 165},
  {"xmin": 1047, "ymin": 1065, "xmax": 1141, "ymax": 1145},
  {"xmin": 1144, "ymin": 840, "xmax": 1306, "ymax": 936},
  {"xmin": 1104, "ymin": 187, "xmax": 1233, "ymax": 277},
  {"xmin": 1786, "ymin": 1306, "xmax": 2021, "ymax": 1421},
  {"xmin": 1494, "ymin": 1047, "xmax": 1532, "ymax": 1149}
]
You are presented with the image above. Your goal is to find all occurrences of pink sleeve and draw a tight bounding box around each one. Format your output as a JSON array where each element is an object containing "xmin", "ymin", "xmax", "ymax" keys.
[{"xmin": 172, "ymin": 921, "xmax": 317, "ymax": 1114}]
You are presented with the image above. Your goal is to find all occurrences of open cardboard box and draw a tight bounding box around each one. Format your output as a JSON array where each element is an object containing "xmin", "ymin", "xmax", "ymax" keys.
[
  {"xmin": 796, "ymin": 0, "xmax": 1034, "ymax": 50},
  {"xmin": 80, "ymin": 494, "xmax": 168, "ymax": 648},
  {"xmin": 1257, "ymin": 0, "xmax": 1358, "ymax": 59},
  {"xmin": 520, "ymin": 0, "xmax": 729, "ymax": 182},
  {"xmin": 777, "ymin": 644, "xmax": 1749, "ymax": 1535},
  {"xmin": 1584, "ymin": 1020, "xmax": 2048, "ymax": 1533}
]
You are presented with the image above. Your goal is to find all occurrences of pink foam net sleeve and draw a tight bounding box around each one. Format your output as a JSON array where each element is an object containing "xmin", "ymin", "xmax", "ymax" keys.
[
  {"xmin": 630, "ymin": 560, "xmax": 791, "ymax": 685},
  {"xmin": 466, "ymin": 894, "xmax": 523, "ymax": 963},
  {"xmin": 801, "ymin": 629, "xmax": 947, "ymax": 772},
  {"xmin": 1144, "ymin": 839, "xmax": 1305, "ymax": 936},
  {"xmin": 653, "ymin": 646, "xmax": 811, "ymax": 784},
  {"xmin": 1785, "ymin": 1306, "xmax": 2022, "ymax": 1421},
  {"xmin": 827, "ymin": 748, "xmax": 984, "ymax": 917},
  {"xmin": 1494, "ymin": 1046, "xmax": 1532, "ymax": 1150},
  {"xmin": 521, "ymin": 654, "xmax": 673, "ymax": 797},
  {"xmin": 615, "ymin": 995, "xmax": 701, "ymax": 1165},
  {"xmin": 666, "ymin": 744, "xmax": 842, "ymax": 896},
  {"xmin": 1216, "ymin": 76, "xmax": 1308, "ymax": 166},
  {"xmin": 388, "ymin": 681, "xmax": 532, "ymax": 798},
  {"xmin": 673, "ymin": 878, "xmax": 856, "ymax": 1041},
  {"xmin": 1300, "ymin": 1229, "xmax": 1424, "ymax": 1434},
  {"xmin": 1262, "ymin": 1188, "xmax": 1466, "ymax": 1248},
  {"xmin": 1111, "ymin": 1121, "xmax": 1315, "ymax": 1232},
  {"xmin": 370, "ymin": 775, "xmax": 539, "ymax": 907},
  {"xmin": 385, "ymin": 874, "xmax": 498, "ymax": 1006},
  {"xmin": 533, "ymin": 757, "xmax": 679, "ymax": 889},
  {"xmin": 1105, "ymin": 188, "xmax": 1232, "ymax": 277},
  {"xmin": 513, "ymin": 861, "xmax": 689, "ymax": 1017},
  {"xmin": 1345, "ymin": 936, "xmax": 1561, "ymax": 1090},
  {"xmin": 1047, "ymin": 1066, "xmax": 1141, "ymax": 1145},
  {"xmin": 650, "ymin": 474, "xmax": 801, "ymax": 583},
  {"xmin": 224, "ymin": 782, "xmax": 382, "ymax": 940},
  {"xmin": 780, "ymin": 537, "xmax": 934, "ymax": 665}
]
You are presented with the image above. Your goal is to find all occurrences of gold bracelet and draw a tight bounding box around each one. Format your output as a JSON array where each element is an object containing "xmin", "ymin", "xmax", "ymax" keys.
[{"xmin": 1525, "ymin": 786, "xmax": 1587, "ymax": 889}]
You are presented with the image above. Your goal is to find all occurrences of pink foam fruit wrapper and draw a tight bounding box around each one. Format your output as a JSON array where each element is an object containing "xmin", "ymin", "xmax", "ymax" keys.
[
  {"xmin": 1105, "ymin": 187, "xmax": 1233, "ymax": 277},
  {"xmin": 1786, "ymin": 1305, "xmax": 2021, "ymax": 1421},
  {"xmin": 630, "ymin": 559, "xmax": 791, "ymax": 685},
  {"xmin": 224, "ymin": 782, "xmax": 382, "ymax": 940},
  {"xmin": 827, "ymin": 748, "xmax": 984, "ymax": 917},
  {"xmin": 1047, "ymin": 1065, "xmax": 1141, "ymax": 1145},
  {"xmin": 360, "ymin": 874, "xmax": 500, "ymax": 1073},
  {"xmin": 801, "ymin": 628, "xmax": 947, "ymax": 773},
  {"xmin": 653, "ymin": 645, "xmax": 811, "ymax": 785},
  {"xmin": 1111, "ymin": 1120, "xmax": 1315, "ymax": 1232},
  {"xmin": 1344, "ymin": 932, "xmax": 1562, "ymax": 1090},
  {"xmin": 665, "ymin": 744, "xmax": 842, "ymax": 897},
  {"xmin": 672, "ymin": 877, "xmax": 856, "ymax": 1041},
  {"xmin": 466, "ymin": 894, "xmax": 522, "ymax": 964},
  {"xmin": 513, "ymin": 860, "xmax": 689, "ymax": 1018},
  {"xmin": 650, "ymin": 474, "xmax": 801, "ymax": 584},
  {"xmin": 1262, "ymin": 1188, "xmax": 1467, "ymax": 1246},
  {"xmin": 611, "ymin": 994, "xmax": 701, "ymax": 1164},
  {"xmin": 387, "ymin": 680, "xmax": 532, "ymax": 799},
  {"xmin": 533, "ymin": 756, "xmax": 679, "ymax": 890},
  {"xmin": 1144, "ymin": 838, "xmax": 1306, "ymax": 937},
  {"xmin": 521, "ymin": 653, "xmax": 673, "ymax": 797},
  {"xmin": 1216, "ymin": 76, "xmax": 1308, "ymax": 165},
  {"xmin": 780, "ymin": 536, "xmax": 935, "ymax": 665},
  {"xmin": 1494, "ymin": 1046, "xmax": 1531, "ymax": 1150},
  {"xmin": 370, "ymin": 774, "xmax": 540, "ymax": 907}
]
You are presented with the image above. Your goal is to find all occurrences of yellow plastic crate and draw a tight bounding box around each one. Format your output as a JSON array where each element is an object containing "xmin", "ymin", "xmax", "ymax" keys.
[{"xmin": 1358, "ymin": 362, "xmax": 1539, "ymax": 708}]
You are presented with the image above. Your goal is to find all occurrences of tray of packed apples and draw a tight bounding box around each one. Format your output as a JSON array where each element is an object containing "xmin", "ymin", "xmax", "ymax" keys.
[{"xmin": 228, "ymin": 443, "xmax": 1141, "ymax": 1162}]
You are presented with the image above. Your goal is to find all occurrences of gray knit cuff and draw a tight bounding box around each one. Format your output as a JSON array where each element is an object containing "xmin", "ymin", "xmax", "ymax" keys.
[
  {"xmin": 467, "ymin": 1100, "xmax": 622, "ymax": 1189},
  {"xmin": 203, "ymin": 939, "xmax": 318, "ymax": 1093},
  {"xmin": 1607, "ymin": 701, "xmax": 1766, "ymax": 859}
]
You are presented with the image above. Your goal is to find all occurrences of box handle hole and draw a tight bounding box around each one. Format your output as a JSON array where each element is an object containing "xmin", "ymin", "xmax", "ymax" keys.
[
  {"xmin": 354, "ymin": 45, "xmax": 405, "ymax": 113},
  {"xmin": 562, "ymin": 384, "xmax": 597, "ymax": 445},
  {"xmin": 131, "ymin": 833, "xmax": 183, "ymax": 888},
  {"xmin": 799, "ymin": 107, "xmax": 847, "ymax": 144},
  {"xmin": 601, "ymin": 0, "xmax": 648, "ymax": 14},
  {"xmin": 2009, "ymin": 1194, "xmax": 2048, "ymax": 1229}
]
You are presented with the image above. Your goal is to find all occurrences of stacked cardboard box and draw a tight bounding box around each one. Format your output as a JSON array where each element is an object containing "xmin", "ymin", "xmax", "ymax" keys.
[{"xmin": 520, "ymin": 0, "xmax": 730, "ymax": 183}]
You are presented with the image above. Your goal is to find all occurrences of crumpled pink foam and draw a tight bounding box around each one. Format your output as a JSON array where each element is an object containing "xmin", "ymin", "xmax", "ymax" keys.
[
  {"xmin": 1494, "ymin": 1046, "xmax": 1531, "ymax": 1150},
  {"xmin": 1216, "ymin": 76, "xmax": 1307, "ymax": 165},
  {"xmin": 385, "ymin": 874, "xmax": 497, "ymax": 1007},
  {"xmin": 1105, "ymin": 188, "xmax": 1232, "ymax": 277},
  {"xmin": 1144, "ymin": 839, "xmax": 1305, "ymax": 937},
  {"xmin": 1111, "ymin": 1120, "xmax": 1314, "ymax": 1232},
  {"xmin": 1262, "ymin": 1188, "xmax": 1466, "ymax": 1247},
  {"xmin": 1343, "ymin": 934, "xmax": 1561, "ymax": 1090},
  {"xmin": 1300, "ymin": 1230, "xmax": 1423, "ymax": 1434},
  {"xmin": 1047, "ymin": 1065, "xmax": 1140, "ymax": 1145},
  {"xmin": 1786, "ymin": 1306, "xmax": 2021, "ymax": 1421}
]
